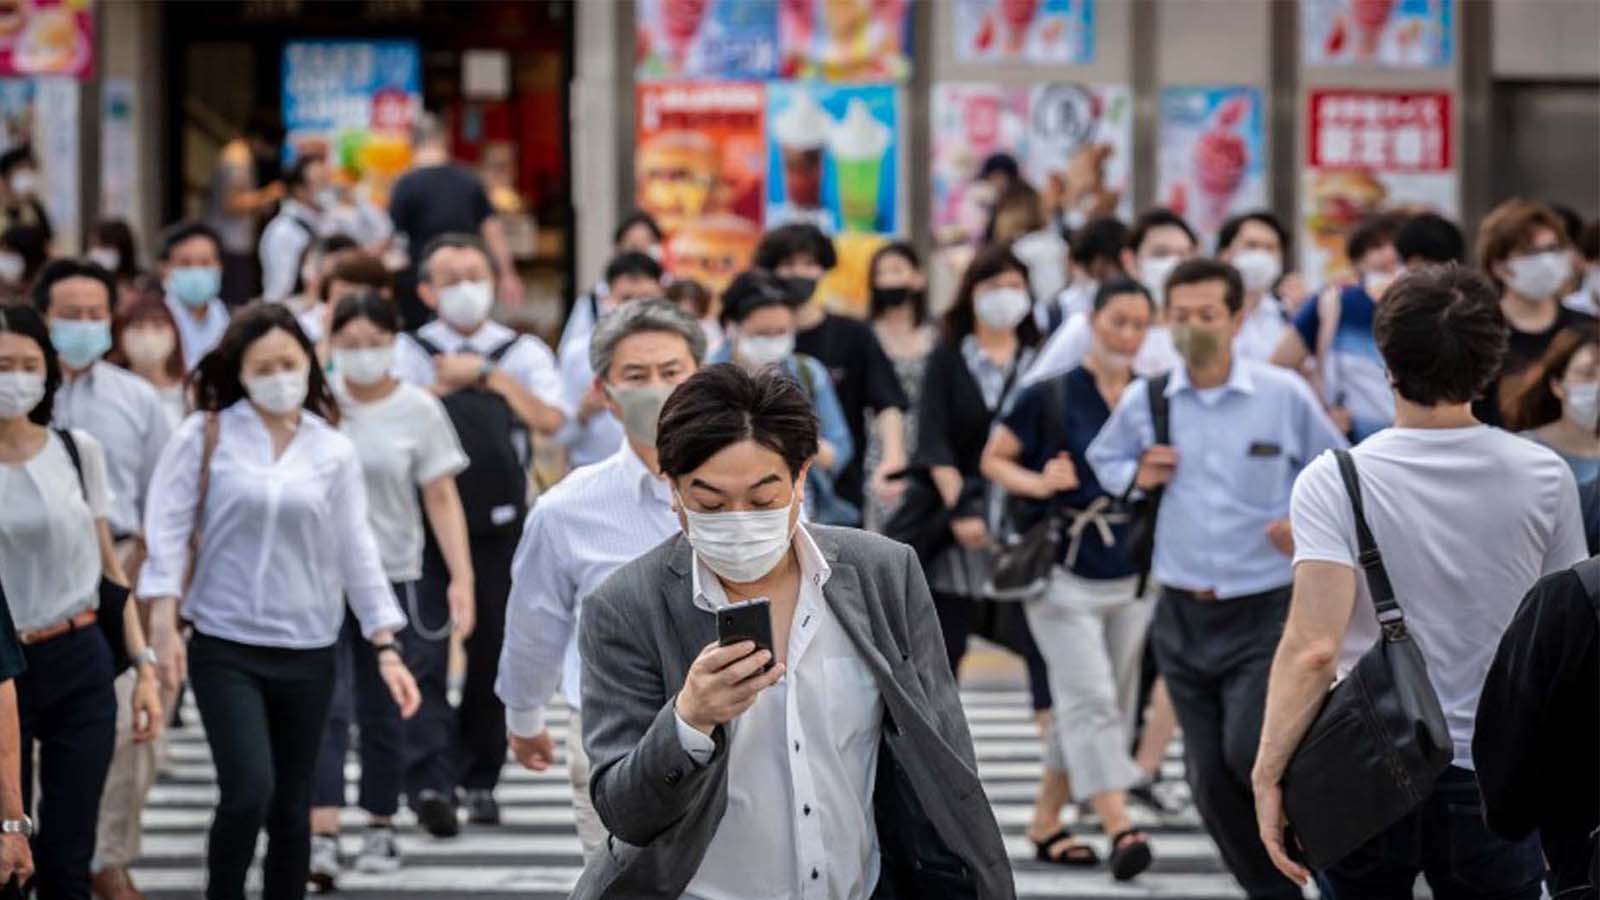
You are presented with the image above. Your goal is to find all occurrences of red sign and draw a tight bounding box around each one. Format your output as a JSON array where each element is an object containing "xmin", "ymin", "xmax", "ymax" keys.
[{"xmin": 1307, "ymin": 89, "xmax": 1452, "ymax": 172}]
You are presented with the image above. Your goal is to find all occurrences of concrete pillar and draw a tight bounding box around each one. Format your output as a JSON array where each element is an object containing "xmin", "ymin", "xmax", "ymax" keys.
[
  {"xmin": 98, "ymin": 0, "xmax": 164, "ymax": 261},
  {"xmin": 571, "ymin": 0, "xmax": 625, "ymax": 293}
]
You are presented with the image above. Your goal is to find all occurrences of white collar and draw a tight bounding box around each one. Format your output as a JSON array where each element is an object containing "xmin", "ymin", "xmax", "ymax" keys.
[
  {"xmin": 615, "ymin": 439, "xmax": 672, "ymax": 506},
  {"xmin": 1166, "ymin": 356, "xmax": 1255, "ymax": 397},
  {"xmin": 690, "ymin": 523, "xmax": 831, "ymax": 614}
]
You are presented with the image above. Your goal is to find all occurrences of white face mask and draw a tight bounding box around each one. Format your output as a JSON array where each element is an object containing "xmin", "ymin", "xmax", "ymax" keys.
[
  {"xmin": 123, "ymin": 328, "xmax": 176, "ymax": 367},
  {"xmin": 1231, "ymin": 249, "xmax": 1282, "ymax": 294},
  {"xmin": 243, "ymin": 368, "xmax": 310, "ymax": 416},
  {"xmin": 739, "ymin": 332, "xmax": 795, "ymax": 368},
  {"xmin": 1504, "ymin": 251, "xmax": 1573, "ymax": 300},
  {"xmin": 8, "ymin": 170, "xmax": 37, "ymax": 198},
  {"xmin": 1363, "ymin": 269, "xmax": 1400, "ymax": 300},
  {"xmin": 1138, "ymin": 255, "xmax": 1184, "ymax": 308},
  {"xmin": 0, "ymin": 371, "xmax": 44, "ymax": 419},
  {"xmin": 436, "ymin": 280, "xmax": 495, "ymax": 330},
  {"xmin": 1564, "ymin": 381, "xmax": 1599, "ymax": 432},
  {"xmin": 0, "ymin": 251, "xmax": 23, "ymax": 284},
  {"xmin": 679, "ymin": 495, "xmax": 797, "ymax": 584},
  {"xmin": 88, "ymin": 247, "xmax": 121, "ymax": 273},
  {"xmin": 333, "ymin": 345, "xmax": 395, "ymax": 387},
  {"xmin": 972, "ymin": 286, "xmax": 1031, "ymax": 330}
]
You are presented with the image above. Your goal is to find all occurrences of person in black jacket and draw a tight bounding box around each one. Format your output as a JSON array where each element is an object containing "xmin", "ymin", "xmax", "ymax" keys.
[{"xmin": 1475, "ymin": 557, "xmax": 1600, "ymax": 898}]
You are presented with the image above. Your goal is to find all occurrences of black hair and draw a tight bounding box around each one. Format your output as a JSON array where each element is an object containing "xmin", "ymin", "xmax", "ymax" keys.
[
  {"xmin": 978, "ymin": 152, "xmax": 1021, "ymax": 183},
  {"xmin": 1374, "ymin": 264, "xmax": 1508, "ymax": 407},
  {"xmin": 868, "ymin": 241, "xmax": 927, "ymax": 325},
  {"xmin": 1346, "ymin": 213, "xmax": 1401, "ymax": 263},
  {"xmin": 1394, "ymin": 212, "xmax": 1466, "ymax": 265},
  {"xmin": 330, "ymin": 292, "xmax": 403, "ymax": 336},
  {"xmin": 604, "ymin": 250, "xmax": 665, "ymax": 287},
  {"xmin": 158, "ymin": 220, "xmax": 224, "ymax": 262},
  {"xmin": 0, "ymin": 145, "xmax": 35, "ymax": 178},
  {"xmin": 1550, "ymin": 203, "xmax": 1584, "ymax": 245},
  {"xmin": 320, "ymin": 250, "xmax": 391, "ymax": 301},
  {"xmin": 244, "ymin": 108, "xmax": 285, "ymax": 145},
  {"xmin": 657, "ymin": 363, "xmax": 820, "ymax": 480},
  {"xmin": 1091, "ymin": 276, "xmax": 1155, "ymax": 315},
  {"xmin": 190, "ymin": 302, "xmax": 339, "ymax": 423},
  {"xmin": 1166, "ymin": 258, "xmax": 1245, "ymax": 313},
  {"xmin": 613, "ymin": 211, "xmax": 664, "ymax": 246},
  {"xmin": 753, "ymin": 223, "xmax": 838, "ymax": 272},
  {"xmin": 418, "ymin": 232, "xmax": 498, "ymax": 282},
  {"xmin": 943, "ymin": 243, "xmax": 1042, "ymax": 346},
  {"xmin": 1217, "ymin": 210, "xmax": 1290, "ymax": 256},
  {"xmin": 285, "ymin": 154, "xmax": 325, "ymax": 193},
  {"xmin": 1069, "ymin": 217, "xmax": 1130, "ymax": 268},
  {"xmin": 1, "ymin": 225, "xmax": 47, "ymax": 283},
  {"xmin": 1580, "ymin": 220, "xmax": 1600, "ymax": 263},
  {"xmin": 718, "ymin": 269, "xmax": 793, "ymax": 326},
  {"xmin": 30, "ymin": 258, "xmax": 117, "ymax": 316},
  {"xmin": 0, "ymin": 302, "xmax": 60, "ymax": 425},
  {"xmin": 88, "ymin": 219, "xmax": 141, "ymax": 280},
  {"xmin": 1128, "ymin": 208, "xmax": 1198, "ymax": 255},
  {"xmin": 295, "ymin": 233, "xmax": 359, "ymax": 297}
]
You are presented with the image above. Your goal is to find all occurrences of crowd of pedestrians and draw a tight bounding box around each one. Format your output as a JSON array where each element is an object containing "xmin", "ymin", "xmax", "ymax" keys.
[{"xmin": 0, "ymin": 124, "xmax": 1595, "ymax": 900}]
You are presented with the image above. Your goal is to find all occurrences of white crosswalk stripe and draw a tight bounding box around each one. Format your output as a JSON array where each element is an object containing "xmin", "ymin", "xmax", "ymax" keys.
[{"xmin": 135, "ymin": 691, "xmax": 1247, "ymax": 899}]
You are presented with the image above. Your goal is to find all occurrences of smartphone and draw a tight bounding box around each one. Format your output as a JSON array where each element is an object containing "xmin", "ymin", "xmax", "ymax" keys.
[{"xmin": 717, "ymin": 598, "xmax": 775, "ymax": 674}]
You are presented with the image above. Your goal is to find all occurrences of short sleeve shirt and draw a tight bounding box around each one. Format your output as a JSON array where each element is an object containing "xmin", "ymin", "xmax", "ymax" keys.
[
  {"xmin": 389, "ymin": 164, "xmax": 493, "ymax": 266},
  {"xmin": 1292, "ymin": 285, "xmax": 1394, "ymax": 435},
  {"xmin": 0, "ymin": 429, "xmax": 111, "ymax": 632}
]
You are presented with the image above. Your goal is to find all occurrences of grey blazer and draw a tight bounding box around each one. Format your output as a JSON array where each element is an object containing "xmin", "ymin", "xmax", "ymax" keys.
[{"xmin": 571, "ymin": 525, "xmax": 1015, "ymax": 900}]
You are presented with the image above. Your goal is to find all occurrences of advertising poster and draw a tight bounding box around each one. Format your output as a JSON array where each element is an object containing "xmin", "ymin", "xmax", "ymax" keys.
[
  {"xmin": 931, "ymin": 84, "xmax": 1029, "ymax": 245},
  {"xmin": 0, "ymin": 80, "xmax": 32, "ymax": 155},
  {"xmin": 954, "ymin": 0, "xmax": 1094, "ymax": 65},
  {"xmin": 0, "ymin": 0, "xmax": 93, "ymax": 80},
  {"xmin": 780, "ymin": 0, "xmax": 910, "ymax": 82},
  {"xmin": 1302, "ymin": 0, "xmax": 1453, "ymax": 69},
  {"xmin": 99, "ymin": 78, "xmax": 136, "ymax": 221},
  {"xmin": 1023, "ymin": 83, "xmax": 1133, "ymax": 224},
  {"xmin": 1158, "ymin": 86, "xmax": 1267, "ymax": 249},
  {"xmin": 635, "ymin": 82, "xmax": 766, "ymax": 295},
  {"xmin": 282, "ymin": 40, "xmax": 420, "ymax": 204},
  {"xmin": 635, "ymin": 0, "xmax": 780, "ymax": 81},
  {"xmin": 1301, "ymin": 89, "xmax": 1455, "ymax": 284}
]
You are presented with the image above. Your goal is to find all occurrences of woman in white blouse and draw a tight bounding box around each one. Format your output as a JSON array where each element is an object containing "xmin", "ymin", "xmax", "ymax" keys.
[
  {"xmin": 0, "ymin": 304, "xmax": 162, "ymax": 899},
  {"xmin": 307, "ymin": 292, "xmax": 474, "ymax": 885},
  {"xmin": 138, "ymin": 303, "xmax": 420, "ymax": 900}
]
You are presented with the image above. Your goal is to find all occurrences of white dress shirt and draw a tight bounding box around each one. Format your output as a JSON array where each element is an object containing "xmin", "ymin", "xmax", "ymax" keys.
[
  {"xmin": 496, "ymin": 440, "xmax": 678, "ymax": 737},
  {"xmin": 0, "ymin": 429, "xmax": 111, "ymax": 632},
  {"xmin": 1233, "ymin": 294, "xmax": 1289, "ymax": 362},
  {"xmin": 551, "ymin": 338, "xmax": 624, "ymax": 469},
  {"xmin": 53, "ymin": 361, "xmax": 174, "ymax": 537},
  {"xmin": 138, "ymin": 402, "xmax": 405, "ymax": 649},
  {"xmin": 394, "ymin": 319, "xmax": 567, "ymax": 421},
  {"xmin": 165, "ymin": 295, "xmax": 230, "ymax": 372},
  {"xmin": 675, "ymin": 525, "xmax": 885, "ymax": 900},
  {"xmin": 259, "ymin": 198, "xmax": 324, "ymax": 302}
]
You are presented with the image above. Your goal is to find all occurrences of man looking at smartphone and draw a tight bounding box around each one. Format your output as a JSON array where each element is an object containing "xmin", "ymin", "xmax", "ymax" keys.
[{"xmin": 572, "ymin": 364, "xmax": 1014, "ymax": 900}]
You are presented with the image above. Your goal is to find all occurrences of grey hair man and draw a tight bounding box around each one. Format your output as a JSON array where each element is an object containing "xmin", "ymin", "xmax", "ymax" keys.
[{"xmin": 496, "ymin": 299, "xmax": 705, "ymax": 859}]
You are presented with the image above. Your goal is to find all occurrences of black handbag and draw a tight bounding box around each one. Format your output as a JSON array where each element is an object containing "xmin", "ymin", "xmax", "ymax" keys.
[
  {"xmin": 1118, "ymin": 374, "xmax": 1171, "ymax": 590},
  {"xmin": 1281, "ymin": 449, "xmax": 1452, "ymax": 868},
  {"xmin": 882, "ymin": 466, "xmax": 956, "ymax": 567},
  {"xmin": 54, "ymin": 428, "xmax": 132, "ymax": 675},
  {"xmin": 990, "ymin": 375, "xmax": 1071, "ymax": 599}
]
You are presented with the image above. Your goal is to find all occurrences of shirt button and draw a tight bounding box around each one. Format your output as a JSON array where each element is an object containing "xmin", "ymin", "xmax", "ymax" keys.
[
  {"xmin": 794, "ymin": 740, "xmax": 800, "ymax": 753},
  {"xmin": 665, "ymin": 769, "xmax": 682, "ymax": 786},
  {"xmin": 811, "ymin": 868, "xmax": 819, "ymax": 880},
  {"xmin": 803, "ymin": 804, "xmax": 811, "ymax": 816}
]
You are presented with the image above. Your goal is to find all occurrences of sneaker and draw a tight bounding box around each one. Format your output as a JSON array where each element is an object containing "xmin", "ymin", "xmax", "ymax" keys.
[
  {"xmin": 308, "ymin": 834, "xmax": 340, "ymax": 893},
  {"xmin": 413, "ymin": 789, "xmax": 460, "ymax": 838},
  {"xmin": 354, "ymin": 826, "xmax": 402, "ymax": 874},
  {"xmin": 461, "ymin": 788, "xmax": 501, "ymax": 826},
  {"xmin": 1127, "ymin": 777, "xmax": 1181, "ymax": 816}
]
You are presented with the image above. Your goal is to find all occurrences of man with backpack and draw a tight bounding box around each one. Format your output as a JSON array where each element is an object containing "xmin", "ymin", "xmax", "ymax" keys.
[{"xmin": 394, "ymin": 233, "xmax": 568, "ymax": 835}]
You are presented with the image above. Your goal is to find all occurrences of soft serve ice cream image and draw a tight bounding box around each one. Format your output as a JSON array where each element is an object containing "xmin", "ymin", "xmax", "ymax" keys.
[
  {"xmin": 1190, "ymin": 94, "xmax": 1251, "ymax": 232},
  {"xmin": 828, "ymin": 98, "xmax": 891, "ymax": 233},
  {"xmin": 774, "ymin": 90, "xmax": 833, "ymax": 211}
]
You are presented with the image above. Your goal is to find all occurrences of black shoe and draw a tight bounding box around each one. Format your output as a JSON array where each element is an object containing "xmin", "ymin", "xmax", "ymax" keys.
[
  {"xmin": 1128, "ymin": 777, "xmax": 1182, "ymax": 816},
  {"xmin": 461, "ymin": 788, "xmax": 500, "ymax": 826},
  {"xmin": 413, "ymin": 789, "xmax": 460, "ymax": 838}
]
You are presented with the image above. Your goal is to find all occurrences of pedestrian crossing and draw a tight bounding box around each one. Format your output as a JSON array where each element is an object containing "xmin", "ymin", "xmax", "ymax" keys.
[{"xmin": 135, "ymin": 691, "xmax": 1252, "ymax": 899}]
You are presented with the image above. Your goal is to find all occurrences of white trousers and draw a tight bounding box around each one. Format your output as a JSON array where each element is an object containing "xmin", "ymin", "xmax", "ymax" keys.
[{"xmin": 567, "ymin": 711, "xmax": 608, "ymax": 861}]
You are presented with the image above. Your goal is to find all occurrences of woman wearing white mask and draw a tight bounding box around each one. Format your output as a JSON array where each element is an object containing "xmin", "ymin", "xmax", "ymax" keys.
[
  {"xmin": 307, "ymin": 293, "xmax": 473, "ymax": 886},
  {"xmin": 108, "ymin": 294, "xmax": 190, "ymax": 425},
  {"xmin": 1509, "ymin": 325, "xmax": 1600, "ymax": 484},
  {"xmin": 1217, "ymin": 211, "xmax": 1291, "ymax": 362},
  {"xmin": 138, "ymin": 303, "xmax": 420, "ymax": 900}
]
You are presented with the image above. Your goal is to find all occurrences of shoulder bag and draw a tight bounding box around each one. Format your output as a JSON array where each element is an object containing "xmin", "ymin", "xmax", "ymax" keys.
[
  {"xmin": 989, "ymin": 375, "xmax": 1071, "ymax": 599},
  {"xmin": 1280, "ymin": 449, "xmax": 1452, "ymax": 868}
]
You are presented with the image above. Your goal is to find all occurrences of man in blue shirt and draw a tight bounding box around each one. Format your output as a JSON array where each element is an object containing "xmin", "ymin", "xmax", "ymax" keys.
[{"xmin": 1088, "ymin": 258, "xmax": 1346, "ymax": 900}]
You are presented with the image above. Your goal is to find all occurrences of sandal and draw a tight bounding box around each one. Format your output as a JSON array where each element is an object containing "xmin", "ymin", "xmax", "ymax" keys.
[
  {"xmin": 1109, "ymin": 828, "xmax": 1153, "ymax": 881},
  {"xmin": 1030, "ymin": 827, "xmax": 1101, "ymax": 867}
]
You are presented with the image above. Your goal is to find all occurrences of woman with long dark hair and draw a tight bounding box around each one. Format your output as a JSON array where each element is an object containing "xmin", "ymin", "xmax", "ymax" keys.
[
  {"xmin": 137, "ymin": 302, "xmax": 420, "ymax": 900},
  {"xmin": 864, "ymin": 241, "xmax": 936, "ymax": 530}
]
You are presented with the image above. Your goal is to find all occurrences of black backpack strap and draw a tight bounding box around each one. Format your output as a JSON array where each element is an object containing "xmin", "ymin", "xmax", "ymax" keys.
[
  {"xmin": 1148, "ymin": 373, "xmax": 1171, "ymax": 446},
  {"xmin": 408, "ymin": 333, "xmax": 442, "ymax": 357},
  {"xmin": 1333, "ymin": 449, "xmax": 1406, "ymax": 640},
  {"xmin": 485, "ymin": 336, "xmax": 521, "ymax": 364},
  {"xmin": 1042, "ymin": 374, "xmax": 1070, "ymax": 449},
  {"xmin": 55, "ymin": 428, "xmax": 88, "ymax": 500}
]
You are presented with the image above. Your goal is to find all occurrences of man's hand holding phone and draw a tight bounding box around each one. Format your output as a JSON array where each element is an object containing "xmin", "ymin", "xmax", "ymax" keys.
[{"xmin": 675, "ymin": 641, "xmax": 785, "ymax": 737}]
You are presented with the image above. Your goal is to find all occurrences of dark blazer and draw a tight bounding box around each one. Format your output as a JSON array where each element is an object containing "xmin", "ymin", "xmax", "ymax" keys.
[{"xmin": 572, "ymin": 525, "xmax": 1015, "ymax": 900}]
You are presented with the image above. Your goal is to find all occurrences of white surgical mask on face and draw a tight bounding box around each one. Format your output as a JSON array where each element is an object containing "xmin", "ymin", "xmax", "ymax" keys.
[
  {"xmin": 679, "ymin": 495, "xmax": 797, "ymax": 584},
  {"xmin": 87, "ymin": 247, "xmax": 121, "ymax": 273},
  {"xmin": 333, "ymin": 345, "xmax": 395, "ymax": 387},
  {"xmin": 1139, "ymin": 255, "xmax": 1183, "ymax": 308},
  {"xmin": 123, "ymin": 329, "xmax": 176, "ymax": 367},
  {"xmin": 0, "ymin": 251, "xmax": 24, "ymax": 284},
  {"xmin": 437, "ymin": 280, "xmax": 495, "ymax": 330},
  {"xmin": 8, "ymin": 170, "xmax": 37, "ymax": 198},
  {"xmin": 1231, "ymin": 249, "xmax": 1282, "ymax": 294},
  {"xmin": 972, "ymin": 286, "xmax": 1031, "ymax": 330},
  {"xmin": 1564, "ymin": 381, "xmax": 1599, "ymax": 431},
  {"xmin": 739, "ymin": 332, "xmax": 795, "ymax": 368},
  {"xmin": 243, "ymin": 368, "xmax": 310, "ymax": 416},
  {"xmin": 0, "ymin": 371, "xmax": 44, "ymax": 419},
  {"xmin": 1504, "ymin": 251, "xmax": 1573, "ymax": 300}
]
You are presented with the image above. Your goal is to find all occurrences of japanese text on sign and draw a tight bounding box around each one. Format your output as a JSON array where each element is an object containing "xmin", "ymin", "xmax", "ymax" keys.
[{"xmin": 1309, "ymin": 91, "xmax": 1451, "ymax": 172}]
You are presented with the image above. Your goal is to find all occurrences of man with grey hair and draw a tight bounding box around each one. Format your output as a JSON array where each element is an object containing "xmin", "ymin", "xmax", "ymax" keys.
[{"xmin": 496, "ymin": 298, "xmax": 706, "ymax": 859}]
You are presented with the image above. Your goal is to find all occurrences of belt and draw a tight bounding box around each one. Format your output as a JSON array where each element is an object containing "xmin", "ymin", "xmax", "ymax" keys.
[
  {"xmin": 19, "ymin": 610, "xmax": 98, "ymax": 646},
  {"xmin": 1163, "ymin": 585, "xmax": 1289, "ymax": 604},
  {"xmin": 1060, "ymin": 496, "xmax": 1130, "ymax": 569}
]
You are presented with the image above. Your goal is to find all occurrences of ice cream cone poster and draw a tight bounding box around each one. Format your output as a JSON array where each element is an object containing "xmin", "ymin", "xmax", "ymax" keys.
[
  {"xmin": 1301, "ymin": 89, "xmax": 1455, "ymax": 284},
  {"xmin": 780, "ymin": 0, "xmax": 911, "ymax": 82},
  {"xmin": 954, "ymin": 0, "xmax": 1094, "ymax": 64},
  {"xmin": 1302, "ymin": 0, "xmax": 1453, "ymax": 69},
  {"xmin": 930, "ymin": 84, "xmax": 1029, "ymax": 247},
  {"xmin": 282, "ymin": 40, "xmax": 421, "ymax": 206},
  {"xmin": 765, "ymin": 83, "xmax": 898, "ymax": 237},
  {"xmin": 1024, "ymin": 83, "xmax": 1133, "ymax": 222},
  {"xmin": 635, "ymin": 0, "xmax": 781, "ymax": 81},
  {"xmin": 1158, "ymin": 87, "xmax": 1266, "ymax": 250},
  {"xmin": 0, "ymin": 0, "xmax": 93, "ymax": 79}
]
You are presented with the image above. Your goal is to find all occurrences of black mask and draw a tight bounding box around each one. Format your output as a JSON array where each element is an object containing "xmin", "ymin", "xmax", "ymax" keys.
[
  {"xmin": 781, "ymin": 276, "xmax": 818, "ymax": 305},
  {"xmin": 871, "ymin": 286, "xmax": 916, "ymax": 309}
]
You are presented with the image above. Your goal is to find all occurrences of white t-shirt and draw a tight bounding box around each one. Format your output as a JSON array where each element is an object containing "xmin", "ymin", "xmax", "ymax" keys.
[
  {"xmin": 337, "ymin": 382, "xmax": 469, "ymax": 582},
  {"xmin": 1290, "ymin": 426, "xmax": 1589, "ymax": 768},
  {"xmin": 0, "ymin": 429, "xmax": 111, "ymax": 631}
]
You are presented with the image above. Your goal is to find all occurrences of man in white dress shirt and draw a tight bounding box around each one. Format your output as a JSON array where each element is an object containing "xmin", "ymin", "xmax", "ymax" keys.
[
  {"xmin": 497, "ymin": 299, "xmax": 704, "ymax": 859},
  {"xmin": 1216, "ymin": 211, "xmax": 1291, "ymax": 362},
  {"xmin": 158, "ymin": 222, "xmax": 231, "ymax": 371},
  {"xmin": 259, "ymin": 154, "xmax": 331, "ymax": 302}
]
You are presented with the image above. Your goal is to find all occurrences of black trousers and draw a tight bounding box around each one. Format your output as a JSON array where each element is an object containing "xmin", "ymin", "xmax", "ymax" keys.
[
  {"xmin": 311, "ymin": 602, "xmax": 404, "ymax": 817},
  {"xmin": 1151, "ymin": 586, "xmax": 1301, "ymax": 900},
  {"xmin": 188, "ymin": 632, "xmax": 336, "ymax": 900},
  {"xmin": 16, "ymin": 627, "xmax": 116, "ymax": 900},
  {"xmin": 405, "ymin": 530, "xmax": 517, "ymax": 797}
]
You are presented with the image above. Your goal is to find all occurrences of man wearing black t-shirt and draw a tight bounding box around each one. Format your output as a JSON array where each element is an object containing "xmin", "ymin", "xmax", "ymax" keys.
[{"xmin": 755, "ymin": 224, "xmax": 908, "ymax": 525}]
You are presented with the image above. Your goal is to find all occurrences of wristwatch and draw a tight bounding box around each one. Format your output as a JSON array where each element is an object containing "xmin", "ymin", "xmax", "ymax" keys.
[
  {"xmin": 476, "ymin": 358, "xmax": 495, "ymax": 387},
  {"xmin": 0, "ymin": 816, "xmax": 33, "ymax": 837},
  {"xmin": 135, "ymin": 646, "xmax": 158, "ymax": 669},
  {"xmin": 372, "ymin": 640, "xmax": 404, "ymax": 659}
]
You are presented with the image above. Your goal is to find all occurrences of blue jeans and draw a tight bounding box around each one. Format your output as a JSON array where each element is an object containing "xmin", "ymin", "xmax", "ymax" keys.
[{"xmin": 1321, "ymin": 766, "xmax": 1546, "ymax": 900}]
